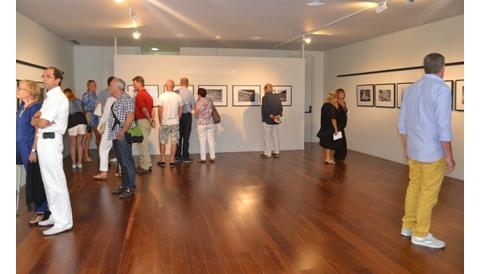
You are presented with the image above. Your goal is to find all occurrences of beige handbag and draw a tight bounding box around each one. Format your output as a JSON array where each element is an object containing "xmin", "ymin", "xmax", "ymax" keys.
[{"xmin": 98, "ymin": 123, "xmax": 106, "ymax": 134}]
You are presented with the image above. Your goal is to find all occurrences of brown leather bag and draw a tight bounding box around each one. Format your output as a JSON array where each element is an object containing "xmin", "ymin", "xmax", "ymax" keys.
[{"xmin": 208, "ymin": 98, "xmax": 221, "ymax": 124}]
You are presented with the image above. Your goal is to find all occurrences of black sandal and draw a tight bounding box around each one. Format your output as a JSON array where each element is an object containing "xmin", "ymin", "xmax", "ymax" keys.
[
  {"xmin": 169, "ymin": 162, "xmax": 176, "ymax": 168},
  {"xmin": 157, "ymin": 161, "xmax": 166, "ymax": 167},
  {"xmin": 29, "ymin": 213, "xmax": 45, "ymax": 225}
]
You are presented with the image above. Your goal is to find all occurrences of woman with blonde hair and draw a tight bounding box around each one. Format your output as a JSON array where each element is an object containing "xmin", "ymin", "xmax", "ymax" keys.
[
  {"xmin": 317, "ymin": 91, "xmax": 339, "ymax": 164},
  {"xmin": 16, "ymin": 80, "xmax": 49, "ymax": 225},
  {"xmin": 64, "ymin": 88, "xmax": 88, "ymax": 169},
  {"xmin": 334, "ymin": 88, "xmax": 348, "ymax": 161}
]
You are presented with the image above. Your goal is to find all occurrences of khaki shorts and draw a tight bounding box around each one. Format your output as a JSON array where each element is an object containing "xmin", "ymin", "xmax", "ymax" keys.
[
  {"xmin": 159, "ymin": 124, "xmax": 180, "ymax": 144},
  {"xmin": 68, "ymin": 124, "xmax": 87, "ymax": 136}
]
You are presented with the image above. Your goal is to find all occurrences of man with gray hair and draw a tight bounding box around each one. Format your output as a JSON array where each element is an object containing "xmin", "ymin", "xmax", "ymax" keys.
[
  {"xmin": 398, "ymin": 53, "xmax": 455, "ymax": 249},
  {"xmin": 107, "ymin": 77, "xmax": 136, "ymax": 198}
]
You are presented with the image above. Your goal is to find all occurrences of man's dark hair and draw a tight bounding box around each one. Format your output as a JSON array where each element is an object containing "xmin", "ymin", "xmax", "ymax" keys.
[
  {"xmin": 132, "ymin": 76, "xmax": 145, "ymax": 87},
  {"xmin": 107, "ymin": 76, "xmax": 115, "ymax": 86},
  {"xmin": 423, "ymin": 53, "xmax": 445, "ymax": 74},
  {"xmin": 47, "ymin": 66, "xmax": 64, "ymax": 85},
  {"xmin": 198, "ymin": 88, "xmax": 207, "ymax": 98}
]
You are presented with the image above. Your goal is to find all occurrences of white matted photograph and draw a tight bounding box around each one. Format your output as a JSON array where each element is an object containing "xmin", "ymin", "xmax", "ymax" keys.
[
  {"xmin": 396, "ymin": 82, "xmax": 413, "ymax": 108},
  {"xmin": 374, "ymin": 83, "xmax": 395, "ymax": 108},
  {"xmin": 356, "ymin": 84, "xmax": 375, "ymax": 107},
  {"xmin": 232, "ymin": 85, "xmax": 261, "ymax": 107},
  {"xmin": 127, "ymin": 85, "xmax": 161, "ymax": 106},
  {"xmin": 198, "ymin": 85, "xmax": 228, "ymax": 107}
]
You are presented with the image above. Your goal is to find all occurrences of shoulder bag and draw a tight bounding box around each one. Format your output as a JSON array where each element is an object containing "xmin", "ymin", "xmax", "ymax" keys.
[
  {"xmin": 208, "ymin": 97, "xmax": 221, "ymax": 124},
  {"xmin": 110, "ymin": 102, "xmax": 144, "ymax": 143}
]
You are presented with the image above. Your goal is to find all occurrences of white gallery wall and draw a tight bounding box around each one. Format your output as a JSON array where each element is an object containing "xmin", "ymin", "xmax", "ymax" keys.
[
  {"xmin": 114, "ymin": 55, "xmax": 305, "ymax": 155},
  {"xmin": 323, "ymin": 15, "xmax": 464, "ymax": 180}
]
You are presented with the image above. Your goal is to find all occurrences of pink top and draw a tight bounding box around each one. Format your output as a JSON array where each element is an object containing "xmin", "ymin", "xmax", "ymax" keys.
[{"xmin": 197, "ymin": 97, "xmax": 213, "ymax": 125}]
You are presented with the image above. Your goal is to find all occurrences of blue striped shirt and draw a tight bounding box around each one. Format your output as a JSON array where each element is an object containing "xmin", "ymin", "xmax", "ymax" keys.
[{"xmin": 397, "ymin": 74, "xmax": 452, "ymax": 162}]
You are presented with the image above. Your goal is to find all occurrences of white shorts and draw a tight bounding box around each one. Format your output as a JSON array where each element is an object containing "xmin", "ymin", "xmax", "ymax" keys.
[{"xmin": 68, "ymin": 124, "xmax": 87, "ymax": 136}]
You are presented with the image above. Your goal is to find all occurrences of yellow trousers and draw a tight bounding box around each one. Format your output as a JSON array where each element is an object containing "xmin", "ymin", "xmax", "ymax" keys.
[
  {"xmin": 402, "ymin": 157, "xmax": 446, "ymax": 237},
  {"xmin": 137, "ymin": 119, "xmax": 152, "ymax": 170}
]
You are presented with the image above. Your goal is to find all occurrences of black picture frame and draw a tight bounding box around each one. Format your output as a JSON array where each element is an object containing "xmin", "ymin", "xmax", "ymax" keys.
[
  {"xmin": 443, "ymin": 80, "xmax": 454, "ymax": 111},
  {"xmin": 198, "ymin": 85, "xmax": 228, "ymax": 107},
  {"xmin": 356, "ymin": 84, "xmax": 375, "ymax": 107},
  {"xmin": 232, "ymin": 85, "xmax": 261, "ymax": 107},
  {"xmin": 374, "ymin": 83, "xmax": 396, "ymax": 108},
  {"xmin": 454, "ymin": 79, "xmax": 464, "ymax": 112},
  {"xmin": 273, "ymin": 85, "xmax": 293, "ymax": 106},
  {"xmin": 396, "ymin": 82, "xmax": 413, "ymax": 108}
]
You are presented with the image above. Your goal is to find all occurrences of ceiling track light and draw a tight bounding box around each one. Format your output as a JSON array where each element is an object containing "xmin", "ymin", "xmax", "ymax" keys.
[
  {"xmin": 303, "ymin": 34, "xmax": 312, "ymax": 44},
  {"xmin": 304, "ymin": 0, "xmax": 327, "ymax": 7},
  {"xmin": 376, "ymin": 1, "xmax": 388, "ymax": 14},
  {"xmin": 132, "ymin": 30, "xmax": 141, "ymax": 39}
]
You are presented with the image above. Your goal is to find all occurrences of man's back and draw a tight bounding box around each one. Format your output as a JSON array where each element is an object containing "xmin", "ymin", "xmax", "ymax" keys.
[
  {"xmin": 177, "ymin": 87, "xmax": 195, "ymax": 113},
  {"xmin": 158, "ymin": 92, "xmax": 183, "ymax": 125},
  {"xmin": 398, "ymin": 74, "xmax": 452, "ymax": 162}
]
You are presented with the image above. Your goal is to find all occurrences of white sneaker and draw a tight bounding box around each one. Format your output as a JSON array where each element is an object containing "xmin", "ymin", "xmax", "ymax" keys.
[
  {"xmin": 77, "ymin": 163, "xmax": 83, "ymax": 169},
  {"xmin": 411, "ymin": 233, "xmax": 446, "ymax": 249},
  {"xmin": 401, "ymin": 228, "xmax": 412, "ymax": 237},
  {"xmin": 72, "ymin": 164, "xmax": 77, "ymax": 169},
  {"xmin": 110, "ymin": 158, "xmax": 117, "ymax": 163},
  {"xmin": 38, "ymin": 218, "xmax": 55, "ymax": 227},
  {"xmin": 42, "ymin": 225, "xmax": 72, "ymax": 236}
]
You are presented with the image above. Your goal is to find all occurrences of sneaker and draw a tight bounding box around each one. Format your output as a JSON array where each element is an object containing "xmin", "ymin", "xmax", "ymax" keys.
[
  {"xmin": 260, "ymin": 154, "xmax": 271, "ymax": 159},
  {"xmin": 77, "ymin": 163, "xmax": 83, "ymax": 169},
  {"xmin": 401, "ymin": 228, "xmax": 412, "ymax": 237},
  {"xmin": 110, "ymin": 158, "xmax": 117, "ymax": 163},
  {"xmin": 119, "ymin": 188, "xmax": 135, "ymax": 199},
  {"xmin": 111, "ymin": 186, "xmax": 124, "ymax": 195},
  {"xmin": 411, "ymin": 233, "xmax": 446, "ymax": 249},
  {"xmin": 72, "ymin": 164, "xmax": 77, "ymax": 169},
  {"xmin": 182, "ymin": 158, "xmax": 193, "ymax": 164},
  {"xmin": 38, "ymin": 218, "xmax": 55, "ymax": 227},
  {"xmin": 272, "ymin": 153, "xmax": 280, "ymax": 159},
  {"xmin": 43, "ymin": 225, "xmax": 72, "ymax": 236}
]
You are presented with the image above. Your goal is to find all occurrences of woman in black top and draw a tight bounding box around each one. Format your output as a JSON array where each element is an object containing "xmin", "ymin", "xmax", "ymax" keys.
[
  {"xmin": 318, "ymin": 91, "xmax": 339, "ymax": 164},
  {"xmin": 334, "ymin": 88, "xmax": 348, "ymax": 161}
]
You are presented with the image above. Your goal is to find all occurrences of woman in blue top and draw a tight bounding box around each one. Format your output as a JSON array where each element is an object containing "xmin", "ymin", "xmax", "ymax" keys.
[
  {"xmin": 16, "ymin": 80, "xmax": 49, "ymax": 225},
  {"xmin": 82, "ymin": 80, "xmax": 101, "ymax": 162}
]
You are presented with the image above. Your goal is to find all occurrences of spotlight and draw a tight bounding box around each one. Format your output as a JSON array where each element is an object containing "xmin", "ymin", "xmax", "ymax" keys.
[
  {"xmin": 376, "ymin": 1, "xmax": 387, "ymax": 14},
  {"xmin": 132, "ymin": 30, "xmax": 141, "ymax": 39},
  {"xmin": 304, "ymin": 0, "xmax": 327, "ymax": 7},
  {"xmin": 303, "ymin": 34, "xmax": 312, "ymax": 44},
  {"xmin": 151, "ymin": 47, "xmax": 159, "ymax": 51},
  {"xmin": 215, "ymin": 35, "xmax": 221, "ymax": 39},
  {"xmin": 114, "ymin": 0, "xmax": 125, "ymax": 3}
]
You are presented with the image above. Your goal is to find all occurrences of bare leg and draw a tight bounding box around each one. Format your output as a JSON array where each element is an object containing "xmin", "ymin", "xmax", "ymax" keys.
[
  {"xmin": 84, "ymin": 130, "xmax": 92, "ymax": 160},
  {"xmin": 93, "ymin": 128, "xmax": 101, "ymax": 148},
  {"xmin": 160, "ymin": 144, "xmax": 166, "ymax": 163},
  {"xmin": 69, "ymin": 136, "xmax": 76, "ymax": 164},
  {"xmin": 170, "ymin": 144, "xmax": 177, "ymax": 163},
  {"xmin": 77, "ymin": 134, "xmax": 84, "ymax": 164}
]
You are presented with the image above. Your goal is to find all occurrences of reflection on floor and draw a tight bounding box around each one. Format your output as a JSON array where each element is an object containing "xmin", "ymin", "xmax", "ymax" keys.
[{"xmin": 16, "ymin": 143, "xmax": 464, "ymax": 273}]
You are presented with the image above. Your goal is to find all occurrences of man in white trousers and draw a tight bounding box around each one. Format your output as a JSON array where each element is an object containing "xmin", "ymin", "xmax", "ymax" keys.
[
  {"xmin": 260, "ymin": 83, "xmax": 283, "ymax": 159},
  {"xmin": 31, "ymin": 67, "xmax": 73, "ymax": 236}
]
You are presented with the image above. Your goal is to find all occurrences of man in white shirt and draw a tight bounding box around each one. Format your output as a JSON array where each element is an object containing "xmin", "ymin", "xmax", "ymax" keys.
[
  {"xmin": 31, "ymin": 67, "xmax": 73, "ymax": 236},
  {"xmin": 157, "ymin": 79, "xmax": 183, "ymax": 167}
]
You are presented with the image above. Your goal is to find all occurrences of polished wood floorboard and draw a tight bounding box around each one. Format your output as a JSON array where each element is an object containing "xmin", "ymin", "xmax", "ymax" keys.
[{"xmin": 16, "ymin": 144, "xmax": 464, "ymax": 274}]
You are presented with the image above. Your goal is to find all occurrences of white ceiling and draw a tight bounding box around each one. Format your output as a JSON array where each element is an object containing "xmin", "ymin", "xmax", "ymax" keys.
[{"xmin": 16, "ymin": 0, "xmax": 463, "ymax": 51}]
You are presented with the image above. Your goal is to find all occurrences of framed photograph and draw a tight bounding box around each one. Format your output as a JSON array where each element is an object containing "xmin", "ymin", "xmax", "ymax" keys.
[
  {"xmin": 127, "ymin": 85, "xmax": 160, "ymax": 106},
  {"xmin": 273, "ymin": 85, "xmax": 292, "ymax": 106},
  {"xmin": 165, "ymin": 85, "xmax": 195, "ymax": 93},
  {"xmin": 198, "ymin": 85, "xmax": 228, "ymax": 107},
  {"xmin": 356, "ymin": 84, "xmax": 374, "ymax": 107},
  {"xmin": 374, "ymin": 83, "xmax": 395, "ymax": 108},
  {"xmin": 444, "ymin": 80, "xmax": 454, "ymax": 110},
  {"xmin": 455, "ymin": 79, "xmax": 464, "ymax": 111},
  {"xmin": 396, "ymin": 82, "xmax": 412, "ymax": 108},
  {"xmin": 232, "ymin": 85, "xmax": 261, "ymax": 107}
]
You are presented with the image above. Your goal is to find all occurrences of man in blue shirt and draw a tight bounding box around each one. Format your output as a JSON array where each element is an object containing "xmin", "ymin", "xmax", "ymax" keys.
[
  {"xmin": 397, "ymin": 53, "xmax": 455, "ymax": 249},
  {"xmin": 175, "ymin": 77, "xmax": 195, "ymax": 163}
]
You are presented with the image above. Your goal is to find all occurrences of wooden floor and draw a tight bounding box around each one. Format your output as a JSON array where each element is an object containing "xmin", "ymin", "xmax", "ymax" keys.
[{"xmin": 16, "ymin": 143, "xmax": 464, "ymax": 274}]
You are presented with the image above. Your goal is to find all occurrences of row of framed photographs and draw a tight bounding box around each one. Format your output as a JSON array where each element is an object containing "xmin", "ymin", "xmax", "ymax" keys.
[
  {"xmin": 126, "ymin": 84, "xmax": 293, "ymax": 107},
  {"xmin": 356, "ymin": 80, "xmax": 464, "ymax": 111}
]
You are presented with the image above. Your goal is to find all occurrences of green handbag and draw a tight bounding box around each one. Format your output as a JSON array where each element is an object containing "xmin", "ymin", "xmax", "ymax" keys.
[{"xmin": 125, "ymin": 125, "xmax": 144, "ymax": 143}]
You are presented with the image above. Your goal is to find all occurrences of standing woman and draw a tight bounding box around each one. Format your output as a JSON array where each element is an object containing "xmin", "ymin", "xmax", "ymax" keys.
[
  {"xmin": 82, "ymin": 80, "xmax": 101, "ymax": 162},
  {"xmin": 334, "ymin": 88, "xmax": 348, "ymax": 161},
  {"xmin": 194, "ymin": 88, "xmax": 216, "ymax": 163},
  {"xmin": 318, "ymin": 91, "xmax": 339, "ymax": 164},
  {"xmin": 16, "ymin": 80, "xmax": 49, "ymax": 224},
  {"xmin": 93, "ymin": 95, "xmax": 116, "ymax": 180},
  {"xmin": 64, "ymin": 88, "xmax": 87, "ymax": 169}
]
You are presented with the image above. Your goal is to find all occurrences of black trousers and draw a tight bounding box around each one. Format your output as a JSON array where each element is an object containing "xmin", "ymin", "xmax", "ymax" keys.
[
  {"xmin": 334, "ymin": 129, "xmax": 347, "ymax": 161},
  {"xmin": 176, "ymin": 113, "xmax": 192, "ymax": 160}
]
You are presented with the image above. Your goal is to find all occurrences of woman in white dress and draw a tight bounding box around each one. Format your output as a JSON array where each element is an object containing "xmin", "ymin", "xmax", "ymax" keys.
[{"xmin": 93, "ymin": 96, "xmax": 116, "ymax": 180}]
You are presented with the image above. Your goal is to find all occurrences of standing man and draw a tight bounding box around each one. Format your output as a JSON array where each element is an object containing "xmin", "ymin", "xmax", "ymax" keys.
[
  {"xmin": 132, "ymin": 76, "xmax": 155, "ymax": 173},
  {"xmin": 82, "ymin": 80, "xmax": 101, "ymax": 162},
  {"xmin": 31, "ymin": 67, "xmax": 72, "ymax": 236},
  {"xmin": 108, "ymin": 78, "xmax": 136, "ymax": 199},
  {"xmin": 398, "ymin": 53, "xmax": 455, "ymax": 249},
  {"xmin": 157, "ymin": 79, "xmax": 183, "ymax": 168},
  {"xmin": 260, "ymin": 83, "xmax": 283, "ymax": 159},
  {"xmin": 175, "ymin": 77, "xmax": 195, "ymax": 163},
  {"xmin": 98, "ymin": 76, "xmax": 115, "ymax": 111}
]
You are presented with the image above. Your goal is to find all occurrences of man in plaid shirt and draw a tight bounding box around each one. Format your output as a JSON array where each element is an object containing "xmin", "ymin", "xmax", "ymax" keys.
[{"xmin": 107, "ymin": 77, "xmax": 136, "ymax": 199}]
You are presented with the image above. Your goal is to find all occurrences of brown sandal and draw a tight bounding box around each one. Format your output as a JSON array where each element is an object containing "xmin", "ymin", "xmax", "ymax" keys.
[{"xmin": 29, "ymin": 213, "xmax": 45, "ymax": 225}]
